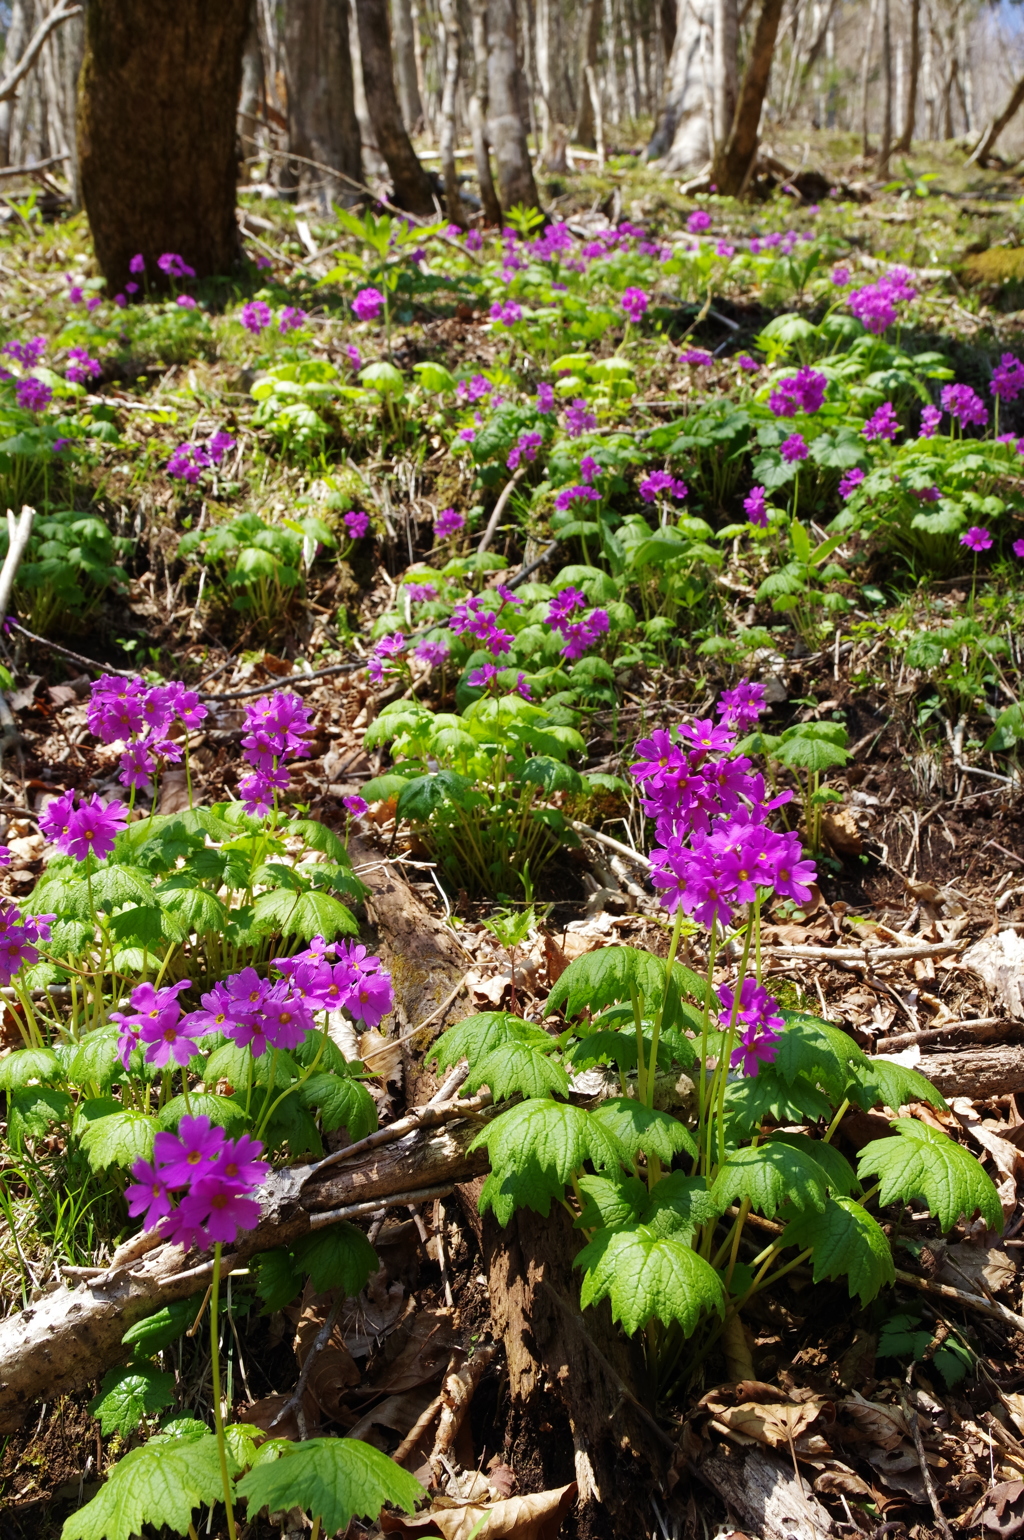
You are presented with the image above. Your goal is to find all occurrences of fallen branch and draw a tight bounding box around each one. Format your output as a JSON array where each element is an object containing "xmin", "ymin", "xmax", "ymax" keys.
[
  {"xmin": 477, "ymin": 465, "xmax": 528, "ymax": 555},
  {"xmin": 0, "ymin": 0, "xmax": 82, "ymax": 105},
  {"xmin": 769, "ymin": 941, "xmax": 964, "ymax": 962},
  {"xmin": 895, "ymin": 1267, "xmax": 1024, "ymax": 1334}
]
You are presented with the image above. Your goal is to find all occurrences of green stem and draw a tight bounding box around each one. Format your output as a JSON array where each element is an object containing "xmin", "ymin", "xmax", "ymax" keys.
[
  {"xmin": 210, "ymin": 1245, "xmax": 238, "ymax": 1540},
  {"xmin": 694, "ymin": 925, "xmax": 718, "ymax": 1171},
  {"xmin": 646, "ymin": 904, "xmax": 684, "ymax": 1110}
]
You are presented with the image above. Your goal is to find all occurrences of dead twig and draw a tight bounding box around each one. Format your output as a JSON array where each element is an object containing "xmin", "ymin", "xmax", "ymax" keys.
[
  {"xmin": 301, "ymin": 1091, "xmax": 492, "ymax": 1184},
  {"xmin": 895, "ymin": 1267, "xmax": 1024, "ymax": 1334},
  {"xmin": 901, "ymin": 1374, "xmax": 955, "ymax": 1540}
]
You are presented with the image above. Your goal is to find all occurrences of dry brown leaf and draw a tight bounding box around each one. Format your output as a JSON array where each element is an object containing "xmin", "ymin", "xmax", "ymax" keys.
[
  {"xmin": 371, "ymin": 1308, "xmax": 456, "ymax": 1394},
  {"xmin": 1003, "ymin": 1393, "xmax": 1024, "ymax": 1438},
  {"xmin": 822, "ymin": 808, "xmax": 864, "ymax": 857},
  {"xmin": 360, "ymin": 1029, "xmax": 403, "ymax": 1082},
  {"xmin": 240, "ymin": 1389, "xmax": 320, "ymax": 1441},
  {"xmin": 964, "ymin": 1479, "xmax": 1024, "ymax": 1538},
  {"xmin": 812, "ymin": 1467, "xmax": 875, "ymax": 1500},
  {"xmin": 862, "ymin": 1444, "xmax": 929, "ymax": 1504},
  {"xmin": 541, "ymin": 932, "xmax": 568, "ymax": 987},
  {"xmin": 941, "ymin": 1243, "xmax": 1016, "ymax": 1295},
  {"xmin": 715, "ymin": 1400, "xmax": 826, "ymax": 1451},
  {"xmin": 839, "ymin": 1392, "xmax": 909, "ymax": 1450},
  {"xmin": 963, "ymin": 930, "xmax": 1024, "ymax": 1018},
  {"xmin": 380, "ymin": 1480, "xmax": 577, "ymax": 1539},
  {"xmin": 347, "ymin": 1388, "xmax": 438, "ymax": 1445},
  {"xmin": 465, "ymin": 968, "xmax": 510, "ymax": 1007}
]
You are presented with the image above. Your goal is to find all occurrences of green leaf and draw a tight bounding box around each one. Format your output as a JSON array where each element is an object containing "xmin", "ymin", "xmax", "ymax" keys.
[
  {"xmin": 769, "ymin": 1132, "xmax": 860, "ymax": 1197},
  {"xmin": 122, "ymin": 1298, "xmax": 202, "ymax": 1356},
  {"xmin": 252, "ymin": 888, "xmax": 358, "ymax": 942},
  {"xmin": 850, "ymin": 1056, "xmax": 948, "ymax": 1113},
  {"xmin": 641, "ymin": 1172, "xmax": 722, "ymax": 1240},
  {"xmin": 108, "ymin": 904, "xmax": 165, "ymax": 948},
  {"xmin": 0, "ymin": 1046, "xmax": 60, "ymax": 1089},
  {"xmin": 724, "ymin": 1068, "xmax": 834, "ymax": 1137},
  {"xmin": 156, "ymin": 1093, "xmax": 249, "ymax": 1136},
  {"xmin": 8, "ymin": 1086, "xmax": 71, "ymax": 1150},
  {"xmin": 472, "ymin": 1099, "xmax": 626, "ymax": 1225},
  {"xmin": 61, "ymin": 1432, "xmax": 228, "ymax": 1540},
  {"xmin": 286, "ymin": 819, "xmax": 351, "ymax": 863},
  {"xmin": 857, "ymin": 1119, "xmax": 1003, "ymax": 1232},
  {"xmin": 774, "ymin": 1014, "xmax": 856, "ymax": 1102},
  {"xmin": 430, "ymin": 1012, "xmax": 552, "ymax": 1070},
  {"xmin": 589, "ymin": 1097, "xmax": 697, "ymax": 1162},
  {"xmin": 774, "ymin": 733, "xmax": 851, "ymax": 773},
  {"xmin": 292, "ymin": 1222, "xmax": 378, "ymax": 1296},
  {"xmin": 67, "ymin": 1026, "xmax": 123, "ymax": 1091},
  {"xmin": 253, "ymin": 1247, "xmax": 305, "ymax": 1312},
  {"xmin": 300, "ymin": 1072, "xmax": 378, "ymax": 1138},
  {"xmin": 79, "ymin": 1109, "xmax": 156, "ymax": 1172},
  {"xmin": 575, "ymin": 1173, "xmax": 648, "ymax": 1231},
  {"xmin": 780, "ymin": 1196, "xmax": 895, "ymax": 1306},
  {"xmin": 546, "ymin": 945, "xmax": 666, "ymax": 1020},
  {"xmin": 89, "ymin": 1363, "xmax": 176, "ymax": 1437},
  {"xmin": 466, "ymin": 1041, "xmax": 570, "ymax": 1100},
  {"xmin": 576, "ymin": 1226, "xmax": 726, "ymax": 1334},
  {"xmin": 156, "ymin": 884, "xmax": 228, "ymax": 935},
  {"xmin": 236, "ymin": 1437, "xmax": 424, "ymax": 1532},
  {"xmin": 711, "ymin": 1141, "xmax": 833, "ymax": 1218}
]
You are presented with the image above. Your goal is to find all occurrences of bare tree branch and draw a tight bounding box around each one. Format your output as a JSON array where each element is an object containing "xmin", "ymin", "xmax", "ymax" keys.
[{"xmin": 0, "ymin": 0, "xmax": 83, "ymax": 106}]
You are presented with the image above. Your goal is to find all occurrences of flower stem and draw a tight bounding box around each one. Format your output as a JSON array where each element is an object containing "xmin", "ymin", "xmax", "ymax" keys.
[{"xmin": 210, "ymin": 1244, "xmax": 237, "ymax": 1540}]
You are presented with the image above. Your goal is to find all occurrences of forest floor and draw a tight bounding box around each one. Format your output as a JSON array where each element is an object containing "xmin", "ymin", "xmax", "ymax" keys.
[{"xmin": 2, "ymin": 131, "xmax": 1024, "ymax": 1540}]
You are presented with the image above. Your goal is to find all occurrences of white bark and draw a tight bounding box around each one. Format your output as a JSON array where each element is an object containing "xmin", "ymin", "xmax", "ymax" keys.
[
  {"xmin": 712, "ymin": 0, "xmax": 738, "ymax": 149},
  {"xmin": 647, "ymin": 0, "xmax": 713, "ymax": 170}
]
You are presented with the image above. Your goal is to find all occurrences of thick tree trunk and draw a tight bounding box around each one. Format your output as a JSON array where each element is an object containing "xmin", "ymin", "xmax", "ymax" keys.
[
  {"xmin": 356, "ymin": 0, "xmax": 436, "ymax": 215},
  {"xmin": 283, "ymin": 0, "xmax": 361, "ymax": 208},
  {"xmin": 712, "ymin": 0, "xmax": 738, "ymax": 152},
  {"xmin": 438, "ymin": 0, "xmax": 467, "ymax": 225},
  {"xmin": 391, "ymin": 0, "xmax": 424, "ymax": 132},
  {"xmin": 487, "ymin": 0, "xmax": 539, "ymax": 211},
  {"xmin": 77, "ymin": 0, "xmax": 250, "ymax": 293},
  {"xmin": 0, "ymin": 1, "xmax": 30, "ymax": 165},
  {"xmin": 646, "ymin": 0, "xmax": 712, "ymax": 171},
  {"xmin": 896, "ymin": 0, "xmax": 920, "ymax": 151},
  {"xmin": 468, "ymin": 0, "xmax": 503, "ymax": 224},
  {"xmin": 573, "ymin": 0, "xmax": 602, "ymax": 148},
  {"xmin": 709, "ymin": 0, "xmax": 784, "ymax": 195}
]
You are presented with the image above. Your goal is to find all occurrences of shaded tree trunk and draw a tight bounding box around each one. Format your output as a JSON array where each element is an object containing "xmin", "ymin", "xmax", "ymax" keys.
[
  {"xmin": 0, "ymin": 3, "xmax": 33, "ymax": 165},
  {"xmin": 968, "ymin": 69, "xmax": 1024, "ymax": 165},
  {"xmin": 646, "ymin": 0, "xmax": 711, "ymax": 169},
  {"xmin": 438, "ymin": 0, "xmax": 467, "ymax": 224},
  {"xmin": 877, "ymin": 0, "xmax": 892, "ymax": 177},
  {"xmin": 709, "ymin": 0, "xmax": 784, "ymax": 195},
  {"xmin": 896, "ymin": 0, "xmax": 920, "ymax": 151},
  {"xmin": 356, "ymin": 0, "xmax": 436, "ymax": 215},
  {"xmin": 487, "ymin": 0, "xmax": 539, "ymax": 210},
  {"xmin": 284, "ymin": 0, "xmax": 361, "ymax": 208},
  {"xmin": 859, "ymin": 0, "xmax": 878, "ymax": 157},
  {"xmin": 77, "ymin": 0, "xmax": 251, "ymax": 293},
  {"xmin": 468, "ymin": 0, "xmax": 503, "ymax": 224},
  {"xmin": 391, "ymin": 0, "xmax": 423, "ymax": 132},
  {"xmin": 237, "ymin": 1, "xmax": 264, "ymax": 169},
  {"xmin": 573, "ymin": 0, "xmax": 602, "ymax": 147}
]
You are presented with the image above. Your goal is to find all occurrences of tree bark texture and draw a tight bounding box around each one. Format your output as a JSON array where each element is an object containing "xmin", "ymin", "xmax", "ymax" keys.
[
  {"xmin": 859, "ymin": 0, "xmax": 878, "ymax": 156},
  {"xmin": 712, "ymin": 0, "xmax": 738, "ymax": 152},
  {"xmin": 969, "ymin": 69, "xmax": 1024, "ymax": 165},
  {"xmin": 877, "ymin": 0, "xmax": 892, "ymax": 176},
  {"xmin": 0, "ymin": 0, "xmax": 30, "ymax": 164},
  {"xmin": 356, "ymin": 0, "xmax": 436, "ymax": 215},
  {"xmin": 391, "ymin": 0, "xmax": 424, "ymax": 132},
  {"xmin": 438, "ymin": 0, "xmax": 467, "ymax": 224},
  {"xmin": 238, "ymin": 1, "xmax": 263, "ymax": 168},
  {"xmin": 647, "ymin": 0, "xmax": 712, "ymax": 171},
  {"xmin": 283, "ymin": 0, "xmax": 361, "ymax": 206},
  {"xmin": 897, "ymin": 0, "xmax": 920, "ymax": 151},
  {"xmin": 486, "ymin": 0, "xmax": 539, "ymax": 211},
  {"xmin": 573, "ymin": 0, "xmax": 602, "ymax": 148},
  {"xmin": 77, "ymin": 0, "xmax": 251, "ymax": 293},
  {"xmin": 480, "ymin": 1200, "xmax": 659, "ymax": 1538},
  {"xmin": 697, "ymin": 1445, "xmax": 836, "ymax": 1540},
  {"xmin": 709, "ymin": 0, "xmax": 784, "ymax": 194},
  {"xmin": 468, "ymin": 0, "xmax": 503, "ymax": 224}
]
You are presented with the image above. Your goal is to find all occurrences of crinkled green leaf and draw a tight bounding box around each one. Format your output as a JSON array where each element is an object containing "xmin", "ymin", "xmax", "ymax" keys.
[
  {"xmin": 89, "ymin": 1363, "xmax": 176, "ymax": 1437},
  {"xmin": 546, "ymin": 945, "xmax": 666, "ymax": 1019},
  {"xmin": 67, "ymin": 1026, "xmax": 123, "ymax": 1091},
  {"xmin": 292, "ymin": 1222, "xmax": 378, "ymax": 1296},
  {"xmin": 430, "ymin": 1012, "xmax": 551, "ymax": 1070},
  {"xmin": 79, "ymin": 1108, "xmax": 156, "ymax": 1171},
  {"xmin": 253, "ymin": 1247, "xmax": 305, "ymax": 1312},
  {"xmin": 471, "ymin": 1099, "xmax": 626, "ymax": 1225},
  {"xmin": 576, "ymin": 1225, "xmax": 726, "ymax": 1334},
  {"xmin": 589, "ymin": 1097, "xmax": 697, "ymax": 1162},
  {"xmin": 857, "ymin": 1118, "xmax": 1003, "ymax": 1232},
  {"xmin": 60, "ymin": 1432, "xmax": 228, "ymax": 1540},
  {"xmin": 466, "ymin": 1041, "xmax": 569, "ymax": 1100},
  {"xmin": 850, "ymin": 1056, "xmax": 948, "ymax": 1113},
  {"xmin": 769, "ymin": 1132, "xmax": 860, "ymax": 1197},
  {"xmin": 575, "ymin": 1172, "xmax": 648, "ymax": 1231},
  {"xmin": 122, "ymin": 1297, "xmax": 202, "ymax": 1356},
  {"xmin": 235, "ymin": 1437, "xmax": 424, "ymax": 1532},
  {"xmin": 300, "ymin": 1072, "xmax": 378, "ymax": 1138},
  {"xmin": 640, "ymin": 1172, "xmax": 722, "ymax": 1240},
  {"xmin": 252, "ymin": 888, "xmax": 358, "ymax": 942},
  {"xmin": 8, "ymin": 1086, "xmax": 72, "ymax": 1150},
  {"xmin": 711, "ymin": 1140, "xmax": 833, "ymax": 1218},
  {"xmin": 780, "ymin": 1196, "xmax": 895, "ymax": 1306},
  {"xmin": 0, "ymin": 1046, "xmax": 60, "ymax": 1089},
  {"xmin": 724, "ymin": 1068, "xmax": 834, "ymax": 1138},
  {"xmin": 156, "ymin": 1093, "xmax": 248, "ymax": 1136}
]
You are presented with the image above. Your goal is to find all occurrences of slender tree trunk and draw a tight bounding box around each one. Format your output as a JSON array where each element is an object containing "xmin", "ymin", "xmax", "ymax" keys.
[
  {"xmin": 709, "ymin": 0, "xmax": 785, "ymax": 195},
  {"xmin": 647, "ymin": 0, "xmax": 712, "ymax": 169},
  {"xmin": 468, "ymin": 0, "xmax": 502, "ymax": 222},
  {"xmin": 0, "ymin": 1, "xmax": 31, "ymax": 165},
  {"xmin": 60, "ymin": 1, "xmax": 84, "ymax": 208},
  {"xmin": 391, "ymin": 0, "xmax": 424, "ymax": 132},
  {"xmin": 896, "ymin": 0, "xmax": 920, "ymax": 151},
  {"xmin": 438, "ymin": 0, "xmax": 466, "ymax": 224},
  {"xmin": 712, "ymin": 0, "xmax": 738, "ymax": 151},
  {"xmin": 487, "ymin": 0, "xmax": 539, "ymax": 210},
  {"xmin": 661, "ymin": 0, "xmax": 677, "ymax": 57},
  {"xmin": 238, "ymin": 1, "xmax": 263, "ymax": 169},
  {"xmin": 284, "ymin": 0, "xmax": 361, "ymax": 209},
  {"xmin": 356, "ymin": 0, "xmax": 436, "ymax": 215},
  {"xmin": 859, "ymin": 0, "xmax": 878, "ymax": 157},
  {"xmin": 957, "ymin": 6, "xmax": 974, "ymax": 135},
  {"xmin": 573, "ymin": 0, "xmax": 601, "ymax": 146},
  {"xmin": 77, "ymin": 0, "xmax": 250, "ymax": 293},
  {"xmin": 535, "ymin": 0, "xmax": 552, "ymax": 162},
  {"xmin": 968, "ymin": 69, "xmax": 1024, "ymax": 165},
  {"xmin": 877, "ymin": 0, "xmax": 892, "ymax": 176}
]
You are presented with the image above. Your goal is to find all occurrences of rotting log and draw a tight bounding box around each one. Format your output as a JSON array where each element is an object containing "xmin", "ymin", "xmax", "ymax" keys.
[
  {"xmin": 696, "ymin": 1444, "xmax": 837, "ymax": 1540},
  {"xmin": 916, "ymin": 1045, "xmax": 1024, "ymax": 1101},
  {"xmin": 0, "ymin": 1116, "xmax": 490, "ymax": 1434}
]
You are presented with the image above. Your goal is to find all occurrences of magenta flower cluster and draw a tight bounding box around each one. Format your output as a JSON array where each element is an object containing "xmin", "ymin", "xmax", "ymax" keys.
[
  {"xmin": 620, "ymin": 287, "xmax": 650, "ymax": 323},
  {"xmin": 4, "ymin": 337, "xmax": 46, "ymax": 367},
  {"xmin": 846, "ymin": 267, "xmax": 915, "ymax": 334},
  {"xmin": 127, "ymin": 1114, "xmax": 268, "ymax": 1252},
  {"xmin": 166, "ymin": 430, "xmax": 235, "ymax": 483},
  {"xmin": 639, "ymin": 471, "xmax": 688, "ymax": 503},
  {"xmin": 768, "ymin": 367, "xmax": 826, "ymax": 418},
  {"xmin": 941, "ymin": 383, "xmax": 988, "ymax": 431},
  {"xmin": 86, "ymin": 673, "xmax": 208, "ymax": 793},
  {"xmin": 507, "ymin": 430, "xmax": 542, "ymax": 470},
  {"xmin": 39, "ymin": 789, "xmax": 128, "ymax": 862},
  {"xmin": 490, "ymin": 300, "xmax": 522, "ymax": 327},
  {"xmin": 744, "ymin": 486, "xmax": 768, "ymax": 527},
  {"xmin": 15, "ymin": 378, "xmax": 52, "ymax": 413},
  {"xmin": 352, "ymin": 288, "xmax": 384, "ymax": 322},
  {"xmin": 343, "ymin": 509, "xmax": 370, "ymax": 539},
  {"xmin": 554, "ymin": 484, "xmax": 601, "ymax": 512},
  {"xmin": 433, "ymin": 507, "xmax": 465, "ymax": 541},
  {"xmin": 838, "ymin": 467, "xmax": 865, "ymax": 500},
  {"xmin": 992, "ymin": 353, "xmax": 1024, "ymax": 402},
  {"xmin": 0, "ymin": 904, "xmax": 53, "ymax": 988},
  {"xmin": 65, "ymin": 348, "xmax": 101, "ymax": 385},
  {"xmin": 240, "ymin": 301, "xmax": 272, "ymax": 334},
  {"xmin": 718, "ymin": 978, "xmax": 784, "ymax": 1076},
  {"xmin": 564, "ymin": 399, "xmax": 597, "ymax": 439},
  {"xmin": 862, "ymin": 402, "xmax": 899, "ymax": 442},
  {"xmin": 237, "ymin": 690, "xmax": 313, "ymax": 817}
]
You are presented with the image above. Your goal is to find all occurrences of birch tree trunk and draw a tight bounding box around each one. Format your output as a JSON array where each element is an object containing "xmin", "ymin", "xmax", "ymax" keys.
[
  {"xmin": 709, "ymin": 0, "xmax": 784, "ymax": 194},
  {"xmin": 487, "ymin": 0, "xmax": 539, "ymax": 210},
  {"xmin": 0, "ymin": 1, "xmax": 31, "ymax": 165},
  {"xmin": 356, "ymin": 0, "xmax": 436, "ymax": 215},
  {"xmin": 573, "ymin": 0, "xmax": 601, "ymax": 147},
  {"xmin": 391, "ymin": 0, "xmax": 423, "ymax": 132},
  {"xmin": 859, "ymin": 0, "xmax": 878, "ymax": 157},
  {"xmin": 535, "ymin": 0, "xmax": 552, "ymax": 163},
  {"xmin": 646, "ymin": 0, "xmax": 712, "ymax": 170},
  {"xmin": 284, "ymin": 0, "xmax": 362, "ymax": 208},
  {"xmin": 877, "ymin": 0, "xmax": 892, "ymax": 175},
  {"xmin": 468, "ymin": 0, "xmax": 502, "ymax": 224},
  {"xmin": 712, "ymin": 0, "xmax": 738, "ymax": 151},
  {"xmin": 897, "ymin": 0, "xmax": 920, "ymax": 151},
  {"xmin": 77, "ymin": 0, "xmax": 251, "ymax": 293},
  {"xmin": 438, "ymin": 0, "xmax": 466, "ymax": 224}
]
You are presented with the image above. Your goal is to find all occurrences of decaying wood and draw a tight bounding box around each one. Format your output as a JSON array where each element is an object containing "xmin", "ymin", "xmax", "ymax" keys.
[
  {"xmin": 429, "ymin": 1341, "xmax": 499, "ymax": 1481},
  {"xmin": 696, "ymin": 1443, "xmax": 837, "ymax": 1540},
  {"xmin": 0, "ymin": 1115, "xmax": 490, "ymax": 1434},
  {"xmin": 915, "ymin": 1044, "xmax": 1024, "ymax": 1100}
]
